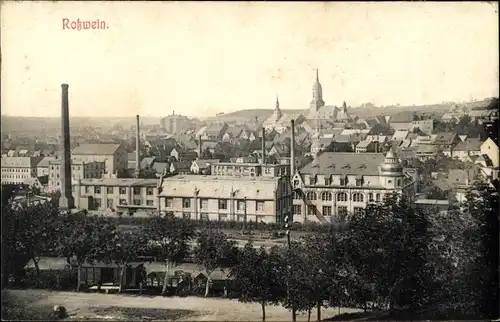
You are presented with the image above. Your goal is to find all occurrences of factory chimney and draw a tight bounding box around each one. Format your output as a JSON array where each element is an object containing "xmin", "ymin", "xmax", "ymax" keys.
[
  {"xmin": 198, "ymin": 135, "xmax": 203, "ymax": 159},
  {"xmin": 134, "ymin": 115, "xmax": 141, "ymax": 178},
  {"xmin": 59, "ymin": 84, "xmax": 74, "ymax": 209},
  {"xmin": 290, "ymin": 119, "xmax": 295, "ymax": 177},
  {"xmin": 261, "ymin": 127, "xmax": 266, "ymax": 164}
]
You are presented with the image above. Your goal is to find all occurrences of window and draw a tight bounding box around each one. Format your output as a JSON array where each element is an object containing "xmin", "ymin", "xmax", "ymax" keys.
[
  {"xmin": 107, "ymin": 187, "xmax": 114, "ymax": 194},
  {"xmin": 353, "ymin": 207, "xmax": 363, "ymax": 215},
  {"xmin": 293, "ymin": 205, "xmax": 302, "ymax": 215},
  {"xmin": 337, "ymin": 192, "xmax": 348, "ymax": 202},
  {"xmin": 307, "ymin": 205, "xmax": 316, "ymax": 216},
  {"xmin": 200, "ymin": 198, "xmax": 208, "ymax": 209},
  {"xmin": 355, "ymin": 178, "xmax": 363, "ymax": 187},
  {"xmin": 200, "ymin": 213, "xmax": 209, "ymax": 220},
  {"xmin": 94, "ymin": 186, "xmax": 101, "ymax": 194},
  {"xmin": 146, "ymin": 188, "xmax": 154, "ymax": 195},
  {"xmin": 146, "ymin": 200, "xmax": 154, "ymax": 206},
  {"xmin": 133, "ymin": 199, "xmax": 141, "ymax": 206},
  {"xmin": 322, "ymin": 206, "xmax": 332, "ymax": 216},
  {"xmin": 306, "ymin": 191, "xmax": 317, "ymax": 201},
  {"xmin": 107, "ymin": 199, "xmax": 113, "ymax": 208},
  {"xmin": 324, "ymin": 177, "xmax": 332, "ymax": 185},
  {"xmin": 256, "ymin": 201, "xmax": 264, "ymax": 211},
  {"xmin": 94, "ymin": 198, "xmax": 102, "ymax": 208},
  {"xmin": 368, "ymin": 193, "xmax": 374, "ymax": 201},
  {"xmin": 133, "ymin": 187, "xmax": 141, "ymax": 195},
  {"xmin": 321, "ymin": 192, "xmax": 332, "ymax": 201},
  {"xmin": 293, "ymin": 180, "xmax": 300, "ymax": 187},
  {"xmin": 309, "ymin": 176, "xmax": 316, "ymax": 185},
  {"xmin": 293, "ymin": 192, "xmax": 301, "ymax": 200},
  {"xmin": 237, "ymin": 200, "xmax": 246, "ymax": 211},
  {"xmin": 183, "ymin": 212, "xmax": 191, "ymax": 219},
  {"xmin": 85, "ymin": 186, "xmax": 90, "ymax": 193},
  {"xmin": 388, "ymin": 180, "xmax": 392, "ymax": 184},
  {"xmin": 219, "ymin": 199, "xmax": 228, "ymax": 210},
  {"xmin": 119, "ymin": 199, "xmax": 127, "ymax": 205},
  {"xmin": 182, "ymin": 198, "xmax": 191, "ymax": 208},
  {"xmin": 166, "ymin": 198, "xmax": 173, "ymax": 207},
  {"xmin": 338, "ymin": 206, "xmax": 348, "ymax": 217},
  {"xmin": 119, "ymin": 187, "xmax": 126, "ymax": 195},
  {"xmin": 376, "ymin": 193, "xmax": 381, "ymax": 202},
  {"xmin": 340, "ymin": 177, "xmax": 347, "ymax": 186},
  {"xmin": 353, "ymin": 193, "xmax": 364, "ymax": 202},
  {"xmin": 396, "ymin": 179, "xmax": 401, "ymax": 187}
]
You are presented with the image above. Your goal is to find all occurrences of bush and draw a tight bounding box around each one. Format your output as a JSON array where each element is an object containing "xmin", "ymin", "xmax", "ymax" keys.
[{"xmin": 10, "ymin": 269, "xmax": 77, "ymax": 291}]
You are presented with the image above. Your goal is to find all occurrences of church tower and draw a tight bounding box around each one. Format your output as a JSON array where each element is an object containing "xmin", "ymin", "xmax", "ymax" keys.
[
  {"xmin": 271, "ymin": 94, "xmax": 283, "ymax": 122},
  {"xmin": 310, "ymin": 69, "xmax": 325, "ymax": 111}
]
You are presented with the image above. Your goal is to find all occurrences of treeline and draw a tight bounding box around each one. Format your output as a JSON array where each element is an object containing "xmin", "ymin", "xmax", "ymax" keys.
[{"xmin": 1, "ymin": 186, "xmax": 498, "ymax": 321}]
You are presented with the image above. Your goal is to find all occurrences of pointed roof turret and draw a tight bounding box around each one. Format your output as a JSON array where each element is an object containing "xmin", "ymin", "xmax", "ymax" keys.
[{"xmin": 276, "ymin": 95, "xmax": 280, "ymax": 109}]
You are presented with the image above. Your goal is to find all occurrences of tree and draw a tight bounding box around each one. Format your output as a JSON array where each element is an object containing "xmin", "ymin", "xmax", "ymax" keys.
[
  {"xmin": 144, "ymin": 213, "xmax": 195, "ymax": 295},
  {"xmin": 138, "ymin": 167, "xmax": 158, "ymax": 179},
  {"xmin": 56, "ymin": 213, "xmax": 116, "ymax": 291},
  {"xmin": 193, "ymin": 229, "xmax": 238, "ymax": 297},
  {"xmin": 230, "ymin": 243, "xmax": 283, "ymax": 321},
  {"xmin": 200, "ymin": 147, "xmax": 213, "ymax": 160},
  {"xmin": 104, "ymin": 229, "xmax": 149, "ymax": 293}
]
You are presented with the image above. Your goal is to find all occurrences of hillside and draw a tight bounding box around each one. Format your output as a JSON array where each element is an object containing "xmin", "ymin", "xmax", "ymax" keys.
[{"xmin": 203, "ymin": 109, "xmax": 305, "ymax": 123}]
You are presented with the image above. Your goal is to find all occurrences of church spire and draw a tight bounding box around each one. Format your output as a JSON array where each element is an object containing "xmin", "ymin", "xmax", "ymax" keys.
[
  {"xmin": 310, "ymin": 69, "xmax": 325, "ymax": 111},
  {"xmin": 276, "ymin": 94, "xmax": 280, "ymax": 109},
  {"xmin": 316, "ymin": 68, "xmax": 319, "ymax": 82}
]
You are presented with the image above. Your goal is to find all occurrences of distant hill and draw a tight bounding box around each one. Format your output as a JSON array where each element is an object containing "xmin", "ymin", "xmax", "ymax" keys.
[{"xmin": 203, "ymin": 109, "xmax": 305, "ymax": 123}]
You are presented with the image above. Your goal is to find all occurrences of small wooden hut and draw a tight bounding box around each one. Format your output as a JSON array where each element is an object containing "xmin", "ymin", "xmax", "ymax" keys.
[{"xmin": 78, "ymin": 261, "xmax": 145, "ymax": 290}]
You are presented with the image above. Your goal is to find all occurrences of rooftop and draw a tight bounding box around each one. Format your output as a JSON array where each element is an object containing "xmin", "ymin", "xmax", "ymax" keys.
[
  {"xmin": 72, "ymin": 143, "xmax": 121, "ymax": 155},
  {"xmin": 300, "ymin": 152, "xmax": 386, "ymax": 176},
  {"xmin": 79, "ymin": 178, "xmax": 157, "ymax": 187}
]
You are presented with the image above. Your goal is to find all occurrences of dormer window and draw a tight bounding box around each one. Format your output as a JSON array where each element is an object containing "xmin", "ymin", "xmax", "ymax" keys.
[
  {"xmin": 309, "ymin": 176, "xmax": 316, "ymax": 185},
  {"xmin": 340, "ymin": 175, "xmax": 347, "ymax": 186},
  {"xmin": 293, "ymin": 180, "xmax": 300, "ymax": 187},
  {"xmin": 324, "ymin": 176, "xmax": 332, "ymax": 185},
  {"xmin": 355, "ymin": 175, "xmax": 364, "ymax": 187}
]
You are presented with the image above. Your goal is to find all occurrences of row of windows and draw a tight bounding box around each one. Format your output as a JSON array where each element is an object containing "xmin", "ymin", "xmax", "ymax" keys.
[
  {"xmin": 181, "ymin": 212, "xmax": 270, "ymax": 221},
  {"xmin": 94, "ymin": 198, "xmax": 155, "ymax": 208},
  {"xmin": 1, "ymin": 168, "xmax": 32, "ymax": 173},
  {"xmin": 84, "ymin": 186, "xmax": 155, "ymax": 195},
  {"xmin": 166, "ymin": 197, "xmax": 266, "ymax": 212},
  {"xmin": 293, "ymin": 205, "xmax": 364, "ymax": 216},
  {"xmin": 298, "ymin": 191, "xmax": 382, "ymax": 203},
  {"xmin": 1, "ymin": 174, "xmax": 30, "ymax": 179},
  {"xmin": 296, "ymin": 178, "xmax": 403, "ymax": 187}
]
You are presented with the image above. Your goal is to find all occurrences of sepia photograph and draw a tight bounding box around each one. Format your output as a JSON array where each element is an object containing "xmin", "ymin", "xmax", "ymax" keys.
[{"xmin": 1, "ymin": 1, "xmax": 499, "ymax": 321}]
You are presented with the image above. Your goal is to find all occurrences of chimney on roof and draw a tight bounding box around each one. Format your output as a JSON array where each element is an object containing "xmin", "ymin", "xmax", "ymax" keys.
[
  {"xmin": 290, "ymin": 119, "xmax": 296, "ymax": 177},
  {"xmin": 134, "ymin": 115, "xmax": 140, "ymax": 178},
  {"xmin": 59, "ymin": 83, "xmax": 74, "ymax": 210},
  {"xmin": 261, "ymin": 127, "xmax": 266, "ymax": 164},
  {"xmin": 198, "ymin": 135, "xmax": 203, "ymax": 159}
]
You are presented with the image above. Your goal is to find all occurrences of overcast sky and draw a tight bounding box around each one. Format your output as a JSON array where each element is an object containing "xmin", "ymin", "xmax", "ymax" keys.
[{"xmin": 1, "ymin": 1, "xmax": 498, "ymax": 118}]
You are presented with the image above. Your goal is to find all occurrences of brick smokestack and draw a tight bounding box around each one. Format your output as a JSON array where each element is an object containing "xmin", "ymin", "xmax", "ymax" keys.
[
  {"xmin": 134, "ymin": 115, "xmax": 140, "ymax": 178},
  {"xmin": 59, "ymin": 84, "xmax": 74, "ymax": 209},
  {"xmin": 290, "ymin": 119, "xmax": 295, "ymax": 177},
  {"xmin": 261, "ymin": 127, "xmax": 266, "ymax": 164},
  {"xmin": 198, "ymin": 135, "xmax": 203, "ymax": 159}
]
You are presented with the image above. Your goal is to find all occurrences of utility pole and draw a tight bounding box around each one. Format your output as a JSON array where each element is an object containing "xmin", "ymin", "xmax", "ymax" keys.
[{"xmin": 284, "ymin": 215, "xmax": 296, "ymax": 321}]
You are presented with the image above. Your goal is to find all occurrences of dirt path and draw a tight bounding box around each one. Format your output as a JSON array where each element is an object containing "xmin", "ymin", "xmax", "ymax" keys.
[{"xmin": 7, "ymin": 289, "xmax": 359, "ymax": 321}]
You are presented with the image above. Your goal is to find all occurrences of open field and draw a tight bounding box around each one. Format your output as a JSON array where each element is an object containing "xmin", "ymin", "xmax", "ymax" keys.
[{"xmin": 2, "ymin": 289, "xmax": 359, "ymax": 321}]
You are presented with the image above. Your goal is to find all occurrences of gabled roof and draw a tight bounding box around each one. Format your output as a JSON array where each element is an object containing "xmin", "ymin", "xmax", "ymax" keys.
[
  {"xmin": 454, "ymin": 138, "xmax": 483, "ymax": 151},
  {"xmin": 152, "ymin": 162, "xmax": 169, "ymax": 174},
  {"xmin": 72, "ymin": 143, "xmax": 121, "ymax": 155},
  {"xmin": 37, "ymin": 156, "xmax": 57, "ymax": 168},
  {"xmin": 433, "ymin": 132, "xmax": 457, "ymax": 144},
  {"xmin": 171, "ymin": 161, "xmax": 192, "ymax": 171}
]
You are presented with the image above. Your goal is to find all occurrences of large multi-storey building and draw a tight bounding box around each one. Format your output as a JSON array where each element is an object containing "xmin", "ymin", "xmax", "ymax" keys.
[
  {"xmin": 71, "ymin": 143, "xmax": 127, "ymax": 175},
  {"xmin": 1, "ymin": 156, "xmax": 43, "ymax": 185},
  {"xmin": 158, "ymin": 175, "xmax": 293, "ymax": 224},
  {"xmin": 48, "ymin": 160, "xmax": 106, "ymax": 192},
  {"xmin": 161, "ymin": 112, "xmax": 194, "ymax": 134},
  {"xmin": 291, "ymin": 149, "xmax": 416, "ymax": 223},
  {"xmin": 73, "ymin": 178, "xmax": 158, "ymax": 214}
]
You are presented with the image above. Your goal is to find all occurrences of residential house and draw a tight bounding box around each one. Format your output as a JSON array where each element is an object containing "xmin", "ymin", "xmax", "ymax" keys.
[
  {"xmin": 151, "ymin": 162, "xmax": 170, "ymax": 175},
  {"xmin": 480, "ymin": 137, "xmax": 499, "ymax": 168},
  {"xmin": 237, "ymin": 129, "xmax": 258, "ymax": 141},
  {"xmin": 170, "ymin": 161, "xmax": 192, "ymax": 174},
  {"xmin": 452, "ymin": 138, "xmax": 484, "ymax": 161},
  {"xmin": 432, "ymin": 132, "xmax": 460, "ymax": 157},
  {"xmin": 391, "ymin": 130, "xmax": 410, "ymax": 144},
  {"xmin": 190, "ymin": 159, "xmax": 220, "ymax": 174},
  {"xmin": 448, "ymin": 167, "xmax": 481, "ymax": 203},
  {"xmin": 387, "ymin": 111, "xmax": 415, "ymax": 131},
  {"xmin": 36, "ymin": 156, "xmax": 57, "ymax": 177},
  {"xmin": 355, "ymin": 140, "xmax": 377, "ymax": 153},
  {"xmin": 201, "ymin": 123, "xmax": 229, "ymax": 141},
  {"xmin": 415, "ymin": 144, "xmax": 438, "ymax": 161},
  {"xmin": 48, "ymin": 160, "xmax": 106, "ymax": 193},
  {"xmin": 72, "ymin": 143, "xmax": 127, "ymax": 175}
]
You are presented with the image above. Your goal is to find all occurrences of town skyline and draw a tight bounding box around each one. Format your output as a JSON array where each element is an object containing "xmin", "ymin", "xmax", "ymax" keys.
[{"xmin": 1, "ymin": 1, "xmax": 498, "ymax": 118}]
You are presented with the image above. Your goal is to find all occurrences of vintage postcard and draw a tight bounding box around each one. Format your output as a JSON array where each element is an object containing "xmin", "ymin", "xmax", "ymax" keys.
[{"xmin": 1, "ymin": 1, "xmax": 498, "ymax": 321}]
